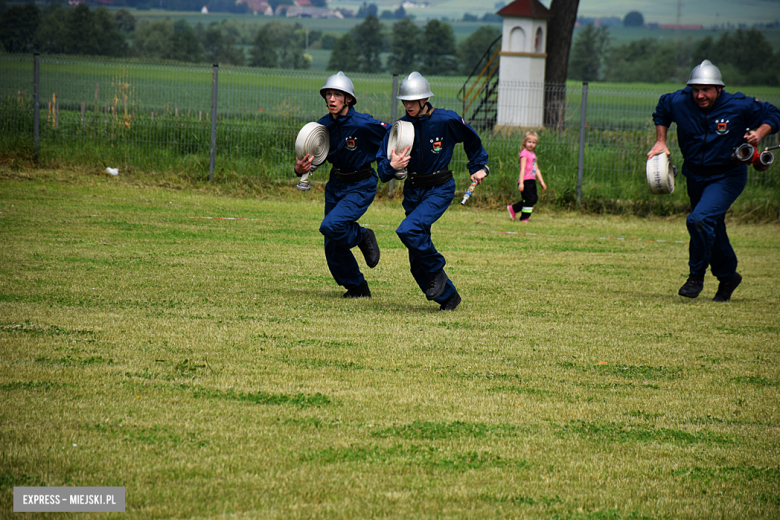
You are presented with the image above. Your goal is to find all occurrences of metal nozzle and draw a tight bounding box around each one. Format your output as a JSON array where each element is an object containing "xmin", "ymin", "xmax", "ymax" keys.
[
  {"xmin": 754, "ymin": 150, "xmax": 774, "ymax": 171},
  {"xmin": 733, "ymin": 143, "xmax": 755, "ymax": 163}
]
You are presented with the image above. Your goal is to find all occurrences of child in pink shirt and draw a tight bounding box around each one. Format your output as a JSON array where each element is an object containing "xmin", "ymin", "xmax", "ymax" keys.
[{"xmin": 507, "ymin": 131, "xmax": 547, "ymax": 222}]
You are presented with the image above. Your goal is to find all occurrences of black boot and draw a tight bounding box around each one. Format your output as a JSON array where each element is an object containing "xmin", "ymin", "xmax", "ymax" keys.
[
  {"xmin": 678, "ymin": 275, "xmax": 704, "ymax": 298},
  {"xmin": 357, "ymin": 228, "xmax": 380, "ymax": 268},
  {"xmin": 439, "ymin": 291, "xmax": 461, "ymax": 311},
  {"xmin": 713, "ymin": 272, "xmax": 741, "ymax": 302},
  {"xmin": 343, "ymin": 281, "xmax": 371, "ymax": 299},
  {"xmin": 425, "ymin": 270, "xmax": 448, "ymax": 301}
]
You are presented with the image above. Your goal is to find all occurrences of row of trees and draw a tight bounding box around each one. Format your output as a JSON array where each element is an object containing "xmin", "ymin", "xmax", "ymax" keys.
[
  {"xmin": 0, "ymin": 2, "xmax": 500, "ymax": 75},
  {"xmin": 568, "ymin": 25, "xmax": 779, "ymax": 86},
  {"xmin": 1, "ymin": 3, "xmax": 128, "ymax": 56},
  {"xmin": 327, "ymin": 17, "xmax": 500, "ymax": 76}
]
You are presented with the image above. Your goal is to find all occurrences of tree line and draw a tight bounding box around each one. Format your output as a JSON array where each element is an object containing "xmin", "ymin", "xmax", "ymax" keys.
[
  {"xmin": 0, "ymin": 2, "xmax": 500, "ymax": 75},
  {"xmin": 568, "ymin": 24, "xmax": 779, "ymax": 86},
  {"xmin": 2, "ymin": 1, "xmax": 777, "ymax": 86}
]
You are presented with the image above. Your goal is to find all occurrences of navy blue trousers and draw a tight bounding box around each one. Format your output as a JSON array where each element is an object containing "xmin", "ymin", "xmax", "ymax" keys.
[
  {"xmin": 397, "ymin": 179, "xmax": 457, "ymax": 304},
  {"xmin": 685, "ymin": 172, "xmax": 746, "ymax": 278},
  {"xmin": 320, "ymin": 175, "xmax": 377, "ymax": 290}
]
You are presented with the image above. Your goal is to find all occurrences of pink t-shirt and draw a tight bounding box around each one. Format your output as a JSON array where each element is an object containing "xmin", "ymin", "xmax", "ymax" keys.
[{"xmin": 519, "ymin": 148, "xmax": 537, "ymax": 182}]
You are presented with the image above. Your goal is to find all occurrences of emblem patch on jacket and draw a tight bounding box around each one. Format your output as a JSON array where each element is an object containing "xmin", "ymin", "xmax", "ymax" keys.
[
  {"xmin": 430, "ymin": 137, "xmax": 443, "ymax": 154},
  {"xmin": 715, "ymin": 119, "xmax": 729, "ymax": 135},
  {"xmin": 345, "ymin": 136, "xmax": 357, "ymax": 151}
]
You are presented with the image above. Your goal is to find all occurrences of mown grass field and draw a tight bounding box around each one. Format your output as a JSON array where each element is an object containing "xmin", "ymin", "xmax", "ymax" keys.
[{"xmin": 1, "ymin": 167, "xmax": 779, "ymax": 518}]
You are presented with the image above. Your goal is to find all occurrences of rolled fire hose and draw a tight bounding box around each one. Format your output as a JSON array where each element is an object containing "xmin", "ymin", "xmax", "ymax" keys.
[
  {"xmin": 295, "ymin": 122, "xmax": 329, "ymax": 191},
  {"xmin": 646, "ymin": 153, "xmax": 677, "ymax": 195},
  {"xmin": 387, "ymin": 120, "xmax": 414, "ymax": 180}
]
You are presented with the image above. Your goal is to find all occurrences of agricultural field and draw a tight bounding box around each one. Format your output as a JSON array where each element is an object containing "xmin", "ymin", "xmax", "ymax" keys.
[{"xmin": 1, "ymin": 167, "xmax": 779, "ymax": 518}]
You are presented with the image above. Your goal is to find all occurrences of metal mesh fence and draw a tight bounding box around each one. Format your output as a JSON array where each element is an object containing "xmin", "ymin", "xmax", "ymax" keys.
[{"xmin": 1, "ymin": 53, "xmax": 778, "ymax": 206}]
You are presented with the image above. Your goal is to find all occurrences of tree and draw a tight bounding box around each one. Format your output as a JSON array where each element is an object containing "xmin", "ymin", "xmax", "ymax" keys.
[
  {"xmin": 567, "ymin": 24, "xmax": 609, "ymax": 81},
  {"xmin": 356, "ymin": 2, "xmax": 378, "ymax": 18},
  {"xmin": 352, "ymin": 14, "xmax": 384, "ymax": 73},
  {"xmin": 93, "ymin": 6, "xmax": 127, "ymax": 57},
  {"xmin": 248, "ymin": 21, "xmax": 308, "ymax": 69},
  {"xmin": 321, "ymin": 34, "xmax": 338, "ymax": 50},
  {"xmin": 650, "ymin": 41, "xmax": 679, "ymax": 83},
  {"xmin": 0, "ymin": 3, "xmax": 41, "ymax": 53},
  {"xmin": 249, "ymin": 24, "xmax": 278, "ymax": 67},
  {"xmin": 623, "ymin": 11, "xmax": 644, "ymax": 28},
  {"xmin": 327, "ymin": 33, "xmax": 359, "ymax": 72},
  {"xmin": 386, "ymin": 17, "xmax": 420, "ymax": 74},
  {"xmin": 394, "ymin": 5, "xmax": 406, "ymax": 19},
  {"xmin": 169, "ymin": 19, "xmax": 202, "ymax": 62},
  {"xmin": 202, "ymin": 22, "xmax": 245, "ymax": 66},
  {"xmin": 544, "ymin": 0, "xmax": 580, "ymax": 127},
  {"xmin": 707, "ymin": 29, "xmax": 778, "ymax": 86},
  {"xmin": 65, "ymin": 4, "xmax": 99, "ymax": 55},
  {"xmin": 114, "ymin": 8, "xmax": 135, "ymax": 33},
  {"xmin": 419, "ymin": 19, "xmax": 456, "ymax": 76},
  {"xmin": 33, "ymin": 4, "xmax": 125, "ymax": 57},
  {"xmin": 456, "ymin": 24, "xmax": 500, "ymax": 75},
  {"xmin": 130, "ymin": 19, "xmax": 175, "ymax": 59},
  {"xmin": 33, "ymin": 6, "xmax": 66, "ymax": 54}
]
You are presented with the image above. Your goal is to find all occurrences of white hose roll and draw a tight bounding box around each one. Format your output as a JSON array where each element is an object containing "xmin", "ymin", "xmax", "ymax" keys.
[
  {"xmin": 387, "ymin": 120, "xmax": 414, "ymax": 159},
  {"xmin": 646, "ymin": 153, "xmax": 677, "ymax": 195},
  {"xmin": 295, "ymin": 122, "xmax": 329, "ymax": 166}
]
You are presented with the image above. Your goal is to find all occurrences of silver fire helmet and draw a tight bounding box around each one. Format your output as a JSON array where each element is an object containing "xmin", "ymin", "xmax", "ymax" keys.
[
  {"xmin": 687, "ymin": 60, "xmax": 725, "ymax": 87},
  {"xmin": 397, "ymin": 72, "xmax": 434, "ymax": 101},
  {"xmin": 320, "ymin": 71, "xmax": 357, "ymax": 105}
]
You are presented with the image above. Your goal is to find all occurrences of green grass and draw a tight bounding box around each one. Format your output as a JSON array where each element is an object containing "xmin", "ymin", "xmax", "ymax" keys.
[{"xmin": 1, "ymin": 166, "xmax": 779, "ymax": 518}]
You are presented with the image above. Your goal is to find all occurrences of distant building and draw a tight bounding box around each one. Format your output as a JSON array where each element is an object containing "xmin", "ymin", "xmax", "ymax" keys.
[
  {"xmin": 658, "ymin": 24, "xmax": 703, "ymax": 30},
  {"xmin": 401, "ymin": 2, "xmax": 429, "ymax": 9},
  {"xmin": 237, "ymin": 0, "xmax": 273, "ymax": 16},
  {"xmin": 283, "ymin": 6, "xmax": 343, "ymax": 18},
  {"xmin": 200, "ymin": 5, "xmax": 208, "ymax": 13}
]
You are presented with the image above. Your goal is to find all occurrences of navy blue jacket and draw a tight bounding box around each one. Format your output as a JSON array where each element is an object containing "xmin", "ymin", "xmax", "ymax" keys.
[
  {"xmin": 376, "ymin": 104, "xmax": 489, "ymax": 183},
  {"xmin": 317, "ymin": 107, "xmax": 389, "ymax": 176},
  {"xmin": 653, "ymin": 87, "xmax": 780, "ymax": 176}
]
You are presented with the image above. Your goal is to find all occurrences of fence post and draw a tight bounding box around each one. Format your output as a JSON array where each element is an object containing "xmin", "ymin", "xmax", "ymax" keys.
[
  {"xmin": 33, "ymin": 53, "xmax": 40, "ymax": 158},
  {"xmin": 576, "ymin": 82, "xmax": 588, "ymax": 209},
  {"xmin": 209, "ymin": 63, "xmax": 219, "ymax": 182},
  {"xmin": 388, "ymin": 73, "xmax": 399, "ymax": 199}
]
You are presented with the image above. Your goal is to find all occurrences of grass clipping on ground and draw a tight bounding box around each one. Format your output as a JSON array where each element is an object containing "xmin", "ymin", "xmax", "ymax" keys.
[{"xmin": 1, "ymin": 168, "xmax": 779, "ymax": 519}]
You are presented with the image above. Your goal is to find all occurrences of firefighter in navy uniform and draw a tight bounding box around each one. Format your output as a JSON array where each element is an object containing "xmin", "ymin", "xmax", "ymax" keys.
[
  {"xmin": 295, "ymin": 72, "xmax": 389, "ymax": 298},
  {"xmin": 648, "ymin": 60, "xmax": 780, "ymax": 301},
  {"xmin": 376, "ymin": 72, "xmax": 489, "ymax": 311}
]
